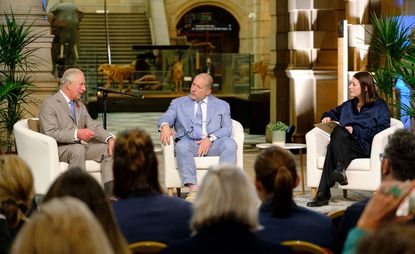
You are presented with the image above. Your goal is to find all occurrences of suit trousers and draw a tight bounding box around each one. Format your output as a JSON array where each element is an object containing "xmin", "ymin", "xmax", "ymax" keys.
[
  {"xmin": 317, "ymin": 126, "xmax": 367, "ymax": 195},
  {"xmin": 58, "ymin": 142, "xmax": 113, "ymax": 183},
  {"xmin": 175, "ymin": 137, "xmax": 237, "ymax": 185}
]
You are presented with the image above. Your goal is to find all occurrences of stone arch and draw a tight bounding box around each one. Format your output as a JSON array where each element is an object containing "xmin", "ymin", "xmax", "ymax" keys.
[{"xmin": 168, "ymin": 0, "xmax": 246, "ymax": 48}]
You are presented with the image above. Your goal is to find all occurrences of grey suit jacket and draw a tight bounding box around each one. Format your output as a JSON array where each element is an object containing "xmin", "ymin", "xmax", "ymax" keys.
[
  {"xmin": 39, "ymin": 91, "xmax": 110, "ymax": 144},
  {"xmin": 157, "ymin": 94, "xmax": 232, "ymax": 140}
]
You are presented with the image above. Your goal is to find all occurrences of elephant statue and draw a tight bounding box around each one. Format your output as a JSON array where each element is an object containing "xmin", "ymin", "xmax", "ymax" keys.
[{"xmin": 48, "ymin": 3, "xmax": 83, "ymax": 77}]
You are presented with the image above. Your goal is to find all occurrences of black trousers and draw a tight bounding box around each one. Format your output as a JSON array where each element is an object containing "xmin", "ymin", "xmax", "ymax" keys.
[{"xmin": 317, "ymin": 126, "xmax": 367, "ymax": 196}]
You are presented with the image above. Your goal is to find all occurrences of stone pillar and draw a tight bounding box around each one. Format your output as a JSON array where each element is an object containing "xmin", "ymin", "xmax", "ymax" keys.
[
  {"xmin": 0, "ymin": 0, "xmax": 57, "ymax": 117},
  {"xmin": 282, "ymin": 0, "xmax": 343, "ymax": 139}
]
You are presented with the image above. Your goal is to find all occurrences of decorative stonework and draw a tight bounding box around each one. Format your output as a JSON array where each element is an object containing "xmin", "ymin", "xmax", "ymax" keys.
[{"xmin": 0, "ymin": 0, "xmax": 57, "ymax": 116}]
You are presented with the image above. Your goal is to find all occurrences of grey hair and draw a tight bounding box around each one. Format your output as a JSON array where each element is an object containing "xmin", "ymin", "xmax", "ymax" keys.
[
  {"xmin": 190, "ymin": 163, "xmax": 261, "ymax": 233},
  {"xmin": 59, "ymin": 68, "xmax": 83, "ymax": 87}
]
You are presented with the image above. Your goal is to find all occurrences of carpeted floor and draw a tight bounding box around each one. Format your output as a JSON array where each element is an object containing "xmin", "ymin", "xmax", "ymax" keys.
[{"xmin": 97, "ymin": 112, "xmax": 372, "ymax": 214}]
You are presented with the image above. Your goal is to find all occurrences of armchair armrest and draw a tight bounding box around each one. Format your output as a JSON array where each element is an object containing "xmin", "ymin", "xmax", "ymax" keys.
[
  {"xmin": 14, "ymin": 119, "xmax": 62, "ymax": 194},
  {"xmin": 306, "ymin": 127, "xmax": 330, "ymax": 187}
]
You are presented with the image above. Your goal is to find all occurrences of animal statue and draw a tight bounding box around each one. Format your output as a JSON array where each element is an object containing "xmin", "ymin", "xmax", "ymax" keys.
[
  {"xmin": 171, "ymin": 58, "xmax": 184, "ymax": 92},
  {"xmin": 97, "ymin": 63, "xmax": 135, "ymax": 91},
  {"xmin": 253, "ymin": 61, "xmax": 269, "ymax": 87},
  {"xmin": 48, "ymin": 3, "xmax": 83, "ymax": 77}
]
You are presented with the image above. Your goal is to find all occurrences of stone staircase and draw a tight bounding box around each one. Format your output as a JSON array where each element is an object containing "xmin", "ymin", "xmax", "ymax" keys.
[{"xmin": 77, "ymin": 12, "xmax": 152, "ymax": 97}]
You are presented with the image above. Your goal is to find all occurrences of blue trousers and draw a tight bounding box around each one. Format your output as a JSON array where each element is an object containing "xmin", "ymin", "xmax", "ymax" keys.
[{"xmin": 175, "ymin": 137, "xmax": 237, "ymax": 185}]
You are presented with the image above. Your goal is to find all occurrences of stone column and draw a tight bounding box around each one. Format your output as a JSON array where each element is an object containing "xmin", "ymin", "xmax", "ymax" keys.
[
  {"xmin": 282, "ymin": 0, "xmax": 343, "ymax": 139},
  {"xmin": 0, "ymin": 0, "xmax": 57, "ymax": 116}
]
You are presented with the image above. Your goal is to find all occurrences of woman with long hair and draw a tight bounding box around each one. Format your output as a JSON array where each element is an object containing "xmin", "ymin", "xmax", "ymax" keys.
[
  {"xmin": 307, "ymin": 72, "xmax": 390, "ymax": 207},
  {"xmin": 111, "ymin": 128, "xmax": 192, "ymax": 244},
  {"xmin": 255, "ymin": 146, "xmax": 335, "ymax": 250},
  {"xmin": 43, "ymin": 168, "xmax": 130, "ymax": 254},
  {"xmin": 0, "ymin": 155, "xmax": 34, "ymax": 253}
]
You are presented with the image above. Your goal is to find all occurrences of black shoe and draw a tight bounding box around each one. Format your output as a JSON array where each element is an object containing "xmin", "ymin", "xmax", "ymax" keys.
[
  {"xmin": 331, "ymin": 168, "xmax": 348, "ymax": 186},
  {"xmin": 307, "ymin": 193, "xmax": 330, "ymax": 207}
]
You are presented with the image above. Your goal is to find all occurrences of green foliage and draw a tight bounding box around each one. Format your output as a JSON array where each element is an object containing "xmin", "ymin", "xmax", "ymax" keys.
[
  {"xmin": 270, "ymin": 121, "xmax": 288, "ymax": 132},
  {"xmin": 366, "ymin": 13, "xmax": 415, "ymax": 120},
  {"xmin": 0, "ymin": 9, "xmax": 43, "ymax": 151}
]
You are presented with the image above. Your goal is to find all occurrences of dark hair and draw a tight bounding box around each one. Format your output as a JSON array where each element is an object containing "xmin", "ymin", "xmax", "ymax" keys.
[
  {"xmin": 43, "ymin": 168, "xmax": 129, "ymax": 254},
  {"xmin": 254, "ymin": 146, "xmax": 297, "ymax": 217},
  {"xmin": 383, "ymin": 129, "xmax": 415, "ymax": 181},
  {"xmin": 356, "ymin": 223, "xmax": 415, "ymax": 254},
  {"xmin": 113, "ymin": 128, "xmax": 162, "ymax": 198},
  {"xmin": 353, "ymin": 72, "xmax": 378, "ymax": 105}
]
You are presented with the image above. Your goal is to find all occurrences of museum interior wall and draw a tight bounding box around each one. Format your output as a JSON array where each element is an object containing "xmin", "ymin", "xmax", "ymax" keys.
[{"xmin": 0, "ymin": 0, "xmax": 413, "ymax": 139}]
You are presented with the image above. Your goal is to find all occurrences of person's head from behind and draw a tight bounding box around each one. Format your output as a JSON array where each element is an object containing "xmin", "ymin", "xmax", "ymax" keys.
[
  {"xmin": 190, "ymin": 73, "xmax": 212, "ymax": 101},
  {"xmin": 60, "ymin": 68, "xmax": 86, "ymax": 100},
  {"xmin": 191, "ymin": 164, "xmax": 260, "ymax": 234},
  {"xmin": 12, "ymin": 197, "xmax": 114, "ymax": 254},
  {"xmin": 382, "ymin": 129, "xmax": 415, "ymax": 181},
  {"xmin": 0, "ymin": 155, "xmax": 34, "ymax": 228},
  {"xmin": 355, "ymin": 223, "xmax": 415, "ymax": 254},
  {"xmin": 254, "ymin": 146, "xmax": 298, "ymax": 217},
  {"xmin": 43, "ymin": 167, "xmax": 129, "ymax": 254},
  {"xmin": 113, "ymin": 128, "xmax": 162, "ymax": 198},
  {"xmin": 350, "ymin": 71, "xmax": 378, "ymax": 104}
]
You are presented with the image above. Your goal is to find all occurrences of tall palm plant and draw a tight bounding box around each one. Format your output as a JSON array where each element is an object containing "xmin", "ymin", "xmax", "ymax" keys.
[
  {"xmin": 0, "ymin": 10, "xmax": 43, "ymax": 151},
  {"xmin": 366, "ymin": 13, "xmax": 415, "ymax": 120}
]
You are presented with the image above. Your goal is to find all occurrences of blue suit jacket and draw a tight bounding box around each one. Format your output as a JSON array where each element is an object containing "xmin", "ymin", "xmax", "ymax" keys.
[{"xmin": 157, "ymin": 95, "xmax": 232, "ymax": 140}]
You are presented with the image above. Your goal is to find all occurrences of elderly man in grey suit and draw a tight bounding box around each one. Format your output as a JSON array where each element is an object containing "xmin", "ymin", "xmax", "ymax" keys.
[
  {"xmin": 158, "ymin": 73, "xmax": 237, "ymax": 201},
  {"xmin": 39, "ymin": 68, "xmax": 115, "ymax": 194}
]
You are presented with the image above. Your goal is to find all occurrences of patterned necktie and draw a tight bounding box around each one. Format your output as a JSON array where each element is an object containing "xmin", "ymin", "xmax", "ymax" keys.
[
  {"xmin": 69, "ymin": 100, "xmax": 76, "ymax": 122},
  {"xmin": 193, "ymin": 101, "xmax": 203, "ymax": 140}
]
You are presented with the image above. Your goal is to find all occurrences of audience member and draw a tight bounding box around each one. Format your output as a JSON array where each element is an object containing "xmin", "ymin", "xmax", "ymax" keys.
[
  {"xmin": 111, "ymin": 128, "xmax": 192, "ymax": 244},
  {"xmin": 355, "ymin": 223, "xmax": 415, "ymax": 254},
  {"xmin": 157, "ymin": 73, "xmax": 237, "ymax": 201},
  {"xmin": 42, "ymin": 167, "xmax": 129, "ymax": 254},
  {"xmin": 342, "ymin": 180, "xmax": 415, "ymax": 254},
  {"xmin": 254, "ymin": 146, "xmax": 336, "ymax": 250},
  {"xmin": 12, "ymin": 197, "xmax": 115, "ymax": 254},
  {"xmin": 163, "ymin": 164, "xmax": 292, "ymax": 254},
  {"xmin": 0, "ymin": 155, "xmax": 34, "ymax": 253},
  {"xmin": 338, "ymin": 129, "xmax": 415, "ymax": 250},
  {"xmin": 307, "ymin": 72, "xmax": 390, "ymax": 207},
  {"xmin": 39, "ymin": 68, "xmax": 115, "ymax": 194}
]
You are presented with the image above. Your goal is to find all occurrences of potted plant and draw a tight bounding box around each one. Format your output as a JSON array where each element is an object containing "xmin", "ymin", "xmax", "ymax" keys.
[
  {"xmin": 269, "ymin": 121, "xmax": 288, "ymax": 146},
  {"xmin": 0, "ymin": 10, "xmax": 42, "ymax": 152}
]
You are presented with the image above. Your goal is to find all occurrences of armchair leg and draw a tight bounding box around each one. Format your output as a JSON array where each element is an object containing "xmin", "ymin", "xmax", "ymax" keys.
[
  {"xmin": 167, "ymin": 188, "xmax": 174, "ymax": 196},
  {"xmin": 310, "ymin": 187, "xmax": 317, "ymax": 199},
  {"xmin": 343, "ymin": 189, "xmax": 348, "ymax": 198},
  {"xmin": 176, "ymin": 188, "xmax": 181, "ymax": 197}
]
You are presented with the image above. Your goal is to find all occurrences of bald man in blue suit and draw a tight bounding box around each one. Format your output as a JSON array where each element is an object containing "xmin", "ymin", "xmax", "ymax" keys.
[{"xmin": 158, "ymin": 73, "xmax": 237, "ymax": 201}]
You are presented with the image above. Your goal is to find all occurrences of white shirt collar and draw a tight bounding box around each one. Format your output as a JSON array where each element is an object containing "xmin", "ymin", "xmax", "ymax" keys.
[{"xmin": 60, "ymin": 90, "xmax": 71, "ymax": 104}]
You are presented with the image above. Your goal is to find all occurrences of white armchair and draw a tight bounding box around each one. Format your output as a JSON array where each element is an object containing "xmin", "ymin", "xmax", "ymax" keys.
[
  {"xmin": 306, "ymin": 118, "xmax": 404, "ymax": 198},
  {"xmin": 13, "ymin": 118, "xmax": 102, "ymax": 195},
  {"xmin": 162, "ymin": 119, "xmax": 244, "ymax": 196}
]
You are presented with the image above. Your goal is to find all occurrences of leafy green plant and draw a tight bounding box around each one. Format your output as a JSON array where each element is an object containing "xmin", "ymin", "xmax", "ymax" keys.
[
  {"xmin": 366, "ymin": 13, "xmax": 415, "ymax": 120},
  {"xmin": 270, "ymin": 121, "xmax": 288, "ymax": 132},
  {"xmin": 0, "ymin": 9, "xmax": 43, "ymax": 151}
]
